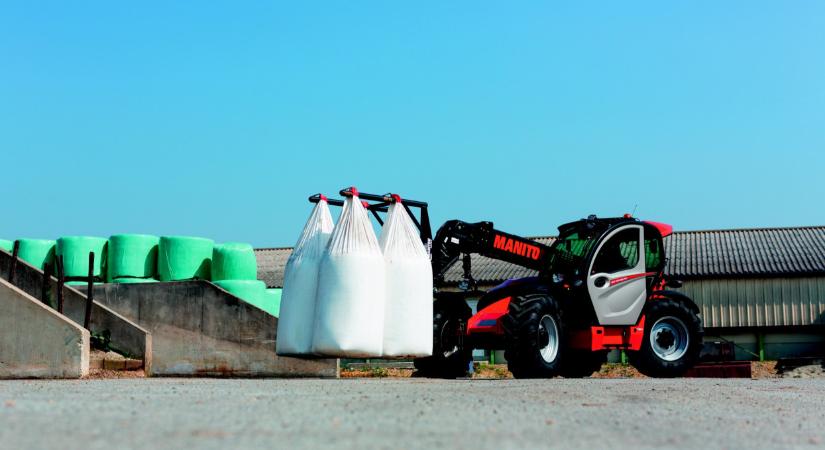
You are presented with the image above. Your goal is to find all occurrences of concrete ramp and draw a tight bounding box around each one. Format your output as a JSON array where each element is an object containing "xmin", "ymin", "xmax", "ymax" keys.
[
  {"xmin": 93, "ymin": 281, "xmax": 338, "ymax": 378},
  {"xmin": 0, "ymin": 278, "xmax": 89, "ymax": 378},
  {"xmin": 0, "ymin": 249, "xmax": 152, "ymax": 374}
]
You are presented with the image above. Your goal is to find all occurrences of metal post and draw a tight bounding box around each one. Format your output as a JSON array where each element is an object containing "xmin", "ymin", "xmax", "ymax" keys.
[
  {"xmin": 9, "ymin": 240, "xmax": 20, "ymax": 284},
  {"xmin": 41, "ymin": 262, "xmax": 51, "ymax": 305},
  {"xmin": 621, "ymin": 350, "xmax": 628, "ymax": 365},
  {"xmin": 56, "ymin": 256, "xmax": 65, "ymax": 314},
  {"xmin": 757, "ymin": 333, "xmax": 765, "ymax": 362},
  {"xmin": 84, "ymin": 252, "xmax": 94, "ymax": 330}
]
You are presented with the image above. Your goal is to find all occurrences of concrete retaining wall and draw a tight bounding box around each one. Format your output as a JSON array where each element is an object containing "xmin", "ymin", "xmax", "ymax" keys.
[
  {"xmin": 0, "ymin": 249, "xmax": 152, "ymax": 374},
  {"xmin": 0, "ymin": 278, "xmax": 89, "ymax": 378},
  {"xmin": 93, "ymin": 281, "xmax": 338, "ymax": 377}
]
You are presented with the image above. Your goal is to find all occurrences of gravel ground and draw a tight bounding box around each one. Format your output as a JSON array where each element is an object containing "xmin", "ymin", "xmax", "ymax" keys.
[{"xmin": 1, "ymin": 378, "xmax": 824, "ymax": 450}]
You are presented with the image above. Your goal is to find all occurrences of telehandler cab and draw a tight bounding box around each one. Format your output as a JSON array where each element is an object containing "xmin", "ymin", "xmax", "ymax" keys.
[{"xmin": 311, "ymin": 189, "xmax": 703, "ymax": 378}]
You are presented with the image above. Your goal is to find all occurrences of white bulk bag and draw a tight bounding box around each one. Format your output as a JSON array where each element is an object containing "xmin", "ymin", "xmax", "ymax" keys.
[
  {"xmin": 379, "ymin": 200, "xmax": 433, "ymax": 357},
  {"xmin": 312, "ymin": 192, "xmax": 385, "ymax": 357},
  {"xmin": 276, "ymin": 198, "xmax": 334, "ymax": 356}
]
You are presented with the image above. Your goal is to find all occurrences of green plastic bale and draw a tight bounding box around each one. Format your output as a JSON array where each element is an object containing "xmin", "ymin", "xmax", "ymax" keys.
[
  {"xmin": 263, "ymin": 288, "xmax": 282, "ymax": 317},
  {"xmin": 158, "ymin": 236, "xmax": 214, "ymax": 281},
  {"xmin": 56, "ymin": 236, "xmax": 108, "ymax": 279},
  {"xmin": 16, "ymin": 239, "xmax": 56, "ymax": 270},
  {"xmin": 65, "ymin": 281, "xmax": 103, "ymax": 287},
  {"xmin": 112, "ymin": 277, "xmax": 158, "ymax": 284},
  {"xmin": 0, "ymin": 239, "xmax": 13, "ymax": 252},
  {"xmin": 214, "ymin": 279, "xmax": 267, "ymax": 310},
  {"xmin": 107, "ymin": 234, "xmax": 160, "ymax": 281},
  {"xmin": 211, "ymin": 242, "xmax": 258, "ymax": 281}
]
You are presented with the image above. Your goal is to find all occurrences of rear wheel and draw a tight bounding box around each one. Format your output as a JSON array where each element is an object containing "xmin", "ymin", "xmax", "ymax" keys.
[
  {"xmin": 629, "ymin": 298, "xmax": 703, "ymax": 377},
  {"xmin": 413, "ymin": 299, "xmax": 472, "ymax": 378},
  {"xmin": 502, "ymin": 294, "xmax": 567, "ymax": 378}
]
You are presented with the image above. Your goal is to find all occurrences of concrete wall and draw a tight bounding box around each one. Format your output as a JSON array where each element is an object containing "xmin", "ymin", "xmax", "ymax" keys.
[
  {"xmin": 0, "ymin": 249, "xmax": 152, "ymax": 373},
  {"xmin": 0, "ymin": 278, "xmax": 89, "ymax": 378},
  {"xmin": 92, "ymin": 281, "xmax": 338, "ymax": 378}
]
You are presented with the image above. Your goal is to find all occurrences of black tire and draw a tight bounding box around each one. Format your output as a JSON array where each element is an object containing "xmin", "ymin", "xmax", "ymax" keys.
[
  {"xmin": 628, "ymin": 297, "xmax": 703, "ymax": 377},
  {"xmin": 413, "ymin": 299, "xmax": 473, "ymax": 378},
  {"xmin": 561, "ymin": 350, "xmax": 608, "ymax": 378},
  {"xmin": 502, "ymin": 294, "xmax": 567, "ymax": 378}
]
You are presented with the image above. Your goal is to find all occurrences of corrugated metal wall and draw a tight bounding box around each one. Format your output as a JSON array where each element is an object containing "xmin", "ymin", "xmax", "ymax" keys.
[{"xmin": 679, "ymin": 277, "xmax": 825, "ymax": 328}]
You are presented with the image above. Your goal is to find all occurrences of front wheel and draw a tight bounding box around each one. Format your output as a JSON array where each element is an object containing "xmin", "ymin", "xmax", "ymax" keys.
[
  {"xmin": 413, "ymin": 299, "xmax": 472, "ymax": 378},
  {"xmin": 629, "ymin": 297, "xmax": 703, "ymax": 377},
  {"xmin": 502, "ymin": 294, "xmax": 566, "ymax": 378}
]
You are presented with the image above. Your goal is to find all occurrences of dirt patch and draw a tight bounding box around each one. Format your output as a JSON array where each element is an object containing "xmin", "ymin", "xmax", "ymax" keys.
[
  {"xmin": 592, "ymin": 363, "xmax": 645, "ymax": 378},
  {"xmin": 752, "ymin": 361, "xmax": 778, "ymax": 379},
  {"xmin": 341, "ymin": 361, "xmax": 784, "ymax": 379},
  {"xmin": 341, "ymin": 367, "xmax": 414, "ymax": 378},
  {"xmin": 779, "ymin": 364, "xmax": 825, "ymax": 379},
  {"xmin": 86, "ymin": 369, "xmax": 146, "ymax": 379},
  {"xmin": 342, "ymin": 363, "xmax": 640, "ymax": 379},
  {"xmin": 472, "ymin": 363, "xmax": 513, "ymax": 379}
]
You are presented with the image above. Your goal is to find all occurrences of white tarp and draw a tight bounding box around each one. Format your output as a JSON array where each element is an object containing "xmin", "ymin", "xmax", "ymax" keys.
[
  {"xmin": 276, "ymin": 198, "xmax": 334, "ymax": 356},
  {"xmin": 379, "ymin": 200, "xmax": 433, "ymax": 357},
  {"xmin": 312, "ymin": 192, "xmax": 386, "ymax": 357}
]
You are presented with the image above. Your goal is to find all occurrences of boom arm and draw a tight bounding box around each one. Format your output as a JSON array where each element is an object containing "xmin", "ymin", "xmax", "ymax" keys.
[{"xmin": 431, "ymin": 220, "xmax": 553, "ymax": 287}]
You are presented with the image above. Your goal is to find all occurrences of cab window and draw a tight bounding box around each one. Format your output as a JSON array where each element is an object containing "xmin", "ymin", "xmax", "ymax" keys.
[
  {"xmin": 645, "ymin": 236, "xmax": 664, "ymax": 272},
  {"xmin": 591, "ymin": 228, "xmax": 640, "ymax": 274}
]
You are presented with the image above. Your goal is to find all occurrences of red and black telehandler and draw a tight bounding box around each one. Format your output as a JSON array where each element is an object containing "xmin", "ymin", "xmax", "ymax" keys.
[{"xmin": 311, "ymin": 189, "xmax": 703, "ymax": 378}]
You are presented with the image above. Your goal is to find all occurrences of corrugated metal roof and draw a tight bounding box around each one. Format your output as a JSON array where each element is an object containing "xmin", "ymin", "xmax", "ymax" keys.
[
  {"xmin": 255, "ymin": 247, "xmax": 292, "ymax": 288},
  {"xmin": 665, "ymin": 226, "xmax": 825, "ymax": 279},
  {"xmin": 440, "ymin": 237, "xmax": 553, "ymax": 285},
  {"xmin": 255, "ymin": 225, "xmax": 825, "ymax": 287}
]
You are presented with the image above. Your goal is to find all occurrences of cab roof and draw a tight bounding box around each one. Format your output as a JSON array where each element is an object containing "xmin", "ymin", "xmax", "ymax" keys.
[{"xmin": 557, "ymin": 216, "xmax": 673, "ymax": 238}]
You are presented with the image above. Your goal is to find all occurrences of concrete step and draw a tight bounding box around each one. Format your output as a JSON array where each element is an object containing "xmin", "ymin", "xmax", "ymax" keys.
[
  {"xmin": 0, "ymin": 278, "xmax": 89, "ymax": 379},
  {"xmin": 92, "ymin": 281, "xmax": 339, "ymax": 378},
  {"xmin": 0, "ymin": 248, "xmax": 152, "ymax": 376}
]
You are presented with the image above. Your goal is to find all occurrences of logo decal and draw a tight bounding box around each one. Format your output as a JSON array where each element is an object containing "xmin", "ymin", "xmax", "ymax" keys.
[{"xmin": 493, "ymin": 234, "xmax": 542, "ymax": 260}]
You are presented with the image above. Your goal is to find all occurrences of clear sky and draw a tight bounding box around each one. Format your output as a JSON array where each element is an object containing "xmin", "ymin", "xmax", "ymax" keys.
[{"xmin": 2, "ymin": 2, "xmax": 824, "ymax": 247}]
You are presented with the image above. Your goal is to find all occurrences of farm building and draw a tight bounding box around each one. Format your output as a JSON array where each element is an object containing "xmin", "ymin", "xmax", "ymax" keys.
[{"xmin": 255, "ymin": 225, "xmax": 825, "ymax": 361}]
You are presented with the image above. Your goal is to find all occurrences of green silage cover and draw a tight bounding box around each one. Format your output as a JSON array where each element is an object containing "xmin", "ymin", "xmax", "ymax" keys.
[
  {"xmin": 112, "ymin": 277, "xmax": 158, "ymax": 284},
  {"xmin": 0, "ymin": 239, "xmax": 13, "ymax": 252},
  {"xmin": 264, "ymin": 288, "xmax": 282, "ymax": 317},
  {"xmin": 214, "ymin": 279, "xmax": 268, "ymax": 311},
  {"xmin": 211, "ymin": 242, "xmax": 257, "ymax": 281},
  {"xmin": 56, "ymin": 236, "xmax": 108, "ymax": 278},
  {"xmin": 158, "ymin": 236, "xmax": 214, "ymax": 281},
  {"xmin": 108, "ymin": 234, "xmax": 159, "ymax": 281},
  {"xmin": 16, "ymin": 239, "xmax": 56, "ymax": 270},
  {"xmin": 65, "ymin": 281, "xmax": 103, "ymax": 287}
]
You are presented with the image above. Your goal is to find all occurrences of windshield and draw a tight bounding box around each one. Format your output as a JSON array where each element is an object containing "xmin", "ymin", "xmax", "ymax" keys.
[{"xmin": 548, "ymin": 229, "xmax": 598, "ymax": 278}]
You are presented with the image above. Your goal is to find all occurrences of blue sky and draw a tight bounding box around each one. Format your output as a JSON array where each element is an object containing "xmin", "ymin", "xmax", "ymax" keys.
[{"xmin": 2, "ymin": 2, "xmax": 824, "ymax": 247}]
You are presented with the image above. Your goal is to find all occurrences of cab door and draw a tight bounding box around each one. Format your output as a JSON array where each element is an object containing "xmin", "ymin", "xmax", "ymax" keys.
[{"xmin": 586, "ymin": 224, "xmax": 647, "ymax": 325}]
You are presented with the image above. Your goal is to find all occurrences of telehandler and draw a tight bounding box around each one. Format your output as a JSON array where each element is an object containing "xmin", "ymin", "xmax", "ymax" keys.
[{"xmin": 312, "ymin": 189, "xmax": 703, "ymax": 378}]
